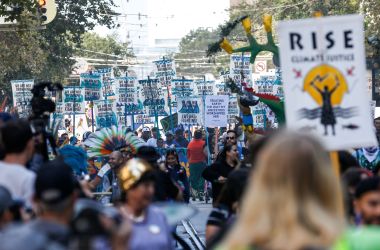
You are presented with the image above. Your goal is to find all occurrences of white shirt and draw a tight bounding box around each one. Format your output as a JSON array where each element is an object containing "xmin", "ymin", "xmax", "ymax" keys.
[
  {"xmin": 0, "ymin": 161, "xmax": 36, "ymax": 207},
  {"xmin": 147, "ymin": 138, "xmax": 157, "ymax": 147}
]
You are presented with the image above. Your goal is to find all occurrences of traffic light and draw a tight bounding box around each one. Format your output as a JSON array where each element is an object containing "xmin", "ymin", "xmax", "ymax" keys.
[{"xmin": 37, "ymin": 0, "xmax": 57, "ymax": 25}]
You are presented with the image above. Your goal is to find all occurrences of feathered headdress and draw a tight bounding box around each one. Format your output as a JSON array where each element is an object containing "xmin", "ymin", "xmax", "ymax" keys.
[{"xmin": 84, "ymin": 126, "xmax": 145, "ymax": 157}]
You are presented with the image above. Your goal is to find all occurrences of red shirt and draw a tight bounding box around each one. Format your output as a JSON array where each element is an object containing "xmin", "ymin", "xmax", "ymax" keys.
[{"xmin": 187, "ymin": 139, "xmax": 206, "ymax": 163}]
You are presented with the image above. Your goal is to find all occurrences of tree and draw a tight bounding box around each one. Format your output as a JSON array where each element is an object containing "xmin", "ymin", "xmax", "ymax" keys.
[{"xmin": 0, "ymin": 0, "xmax": 119, "ymax": 100}]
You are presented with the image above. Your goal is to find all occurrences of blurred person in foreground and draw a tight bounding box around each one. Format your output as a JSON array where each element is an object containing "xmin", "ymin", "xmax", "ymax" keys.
[
  {"xmin": 0, "ymin": 185, "xmax": 23, "ymax": 231},
  {"xmin": 119, "ymin": 158, "xmax": 173, "ymax": 250},
  {"xmin": 203, "ymin": 144, "xmax": 241, "ymax": 205},
  {"xmin": 0, "ymin": 119, "xmax": 36, "ymax": 208},
  {"xmin": 353, "ymin": 176, "xmax": 380, "ymax": 225},
  {"xmin": 341, "ymin": 168, "xmax": 372, "ymax": 223},
  {"xmin": 206, "ymin": 168, "xmax": 249, "ymax": 248},
  {"xmin": 220, "ymin": 132, "xmax": 344, "ymax": 250},
  {"xmin": 0, "ymin": 159, "xmax": 77, "ymax": 250}
]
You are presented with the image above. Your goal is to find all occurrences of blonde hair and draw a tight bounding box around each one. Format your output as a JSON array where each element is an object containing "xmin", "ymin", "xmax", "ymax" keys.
[{"xmin": 222, "ymin": 132, "xmax": 345, "ymax": 250}]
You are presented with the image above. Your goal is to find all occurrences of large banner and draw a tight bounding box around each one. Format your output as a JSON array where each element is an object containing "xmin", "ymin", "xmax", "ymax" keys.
[
  {"xmin": 139, "ymin": 79, "xmax": 168, "ymax": 117},
  {"xmin": 230, "ymin": 55, "xmax": 253, "ymax": 88},
  {"xmin": 11, "ymin": 79, "xmax": 34, "ymax": 118},
  {"xmin": 177, "ymin": 97, "xmax": 203, "ymax": 126},
  {"xmin": 278, "ymin": 15, "xmax": 377, "ymax": 150},
  {"xmin": 154, "ymin": 58, "xmax": 176, "ymax": 87},
  {"xmin": 205, "ymin": 95, "xmax": 229, "ymax": 128},
  {"xmin": 93, "ymin": 100, "xmax": 117, "ymax": 128},
  {"xmin": 80, "ymin": 73, "xmax": 102, "ymax": 101},
  {"xmin": 63, "ymin": 87, "xmax": 85, "ymax": 114}
]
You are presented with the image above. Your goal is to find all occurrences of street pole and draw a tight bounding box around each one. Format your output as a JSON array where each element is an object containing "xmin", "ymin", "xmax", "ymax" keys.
[
  {"xmin": 163, "ymin": 56, "xmax": 174, "ymax": 132},
  {"xmin": 91, "ymin": 101, "xmax": 95, "ymax": 132},
  {"xmin": 73, "ymin": 83, "xmax": 76, "ymax": 137},
  {"xmin": 202, "ymin": 75, "xmax": 211, "ymax": 165}
]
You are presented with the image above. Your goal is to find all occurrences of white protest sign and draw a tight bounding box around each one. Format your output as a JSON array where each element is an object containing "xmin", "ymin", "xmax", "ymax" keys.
[
  {"xmin": 62, "ymin": 87, "xmax": 85, "ymax": 114},
  {"xmin": 278, "ymin": 14, "xmax": 377, "ymax": 150},
  {"xmin": 228, "ymin": 96, "xmax": 239, "ymax": 125},
  {"xmin": 80, "ymin": 73, "xmax": 102, "ymax": 101},
  {"xmin": 93, "ymin": 100, "xmax": 118, "ymax": 128},
  {"xmin": 139, "ymin": 79, "xmax": 169, "ymax": 117},
  {"xmin": 177, "ymin": 97, "xmax": 203, "ymax": 126},
  {"xmin": 194, "ymin": 80, "xmax": 215, "ymax": 96},
  {"xmin": 134, "ymin": 114, "xmax": 154, "ymax": 125},
  {"xmin": 205, "ymin": 95, "xmax": 229, "ymax": 128},
  {"xmin": 230, "ymin": 55, "xmax": 253, "ymax": 87},
  {"xmin": 154, "ymin": 58, "xmax": 176, "ymax": 87},
  {"xmin": 11, "ymin": 79, "xmax": 34, "ymax": 118}
]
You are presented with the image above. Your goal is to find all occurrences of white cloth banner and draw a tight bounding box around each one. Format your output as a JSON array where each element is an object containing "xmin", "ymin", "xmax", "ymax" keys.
[
  {"xmin": 278, "ymin": 14, "xmax": 377, "ymax": 150},
  {"xmin": 205, "ymin": 95, "xmax": 229, "ymax": 128}
]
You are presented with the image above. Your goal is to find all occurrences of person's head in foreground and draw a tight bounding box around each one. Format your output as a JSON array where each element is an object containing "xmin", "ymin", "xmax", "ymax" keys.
[
  {"xmin": 221, "ymin": 132, "xmax": 344, "ymax": 250},
  {"xmin": 354, "ymin": 176, "xmax": 380, "ymax": 226}
]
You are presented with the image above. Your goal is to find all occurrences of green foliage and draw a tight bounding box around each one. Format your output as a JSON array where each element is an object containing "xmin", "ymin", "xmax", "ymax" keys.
[
  {"xmin": 77, "ymin": 32, "xmax": 132, "ymax": 59},
  {"xmin": 0, "ymin": 0, "xmax": 119, "ymax": 100}
]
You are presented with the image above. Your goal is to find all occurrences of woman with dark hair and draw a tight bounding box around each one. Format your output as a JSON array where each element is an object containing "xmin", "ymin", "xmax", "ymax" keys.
[
  {"xmin": 202, "ymin": 144, "xmax": 240, "ymax": 205},
  {"xmin": 165, "ymin": 150, "xmax": 190, "ymax": 203}
]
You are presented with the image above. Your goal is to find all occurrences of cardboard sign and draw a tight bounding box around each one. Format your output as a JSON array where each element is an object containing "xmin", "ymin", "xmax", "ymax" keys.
[
  {"xmin": 11, "ymin": 79, "xmax": 34, "ymax": 118},
  {"xmin": 278, "ymin": 15, "xmax": 377, "ymax": 150},
  {"xmin": 205, "ymin": 95, "xmax": 229, "ymax": 128}
]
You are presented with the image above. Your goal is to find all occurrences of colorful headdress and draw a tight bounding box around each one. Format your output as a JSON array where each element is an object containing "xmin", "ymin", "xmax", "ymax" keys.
[
  {"xmin": 84, "ymin": 126, "xmax": 145, "ymax": 157},
  {"xmin": 119, "ymin": 158, "xmax": 152, "ymax": 191}
]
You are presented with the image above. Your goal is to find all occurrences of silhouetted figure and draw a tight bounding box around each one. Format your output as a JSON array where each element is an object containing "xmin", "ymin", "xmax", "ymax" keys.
[{"xmin": 310, "ymin": 76, "xmax": 340, "ymax": 136}]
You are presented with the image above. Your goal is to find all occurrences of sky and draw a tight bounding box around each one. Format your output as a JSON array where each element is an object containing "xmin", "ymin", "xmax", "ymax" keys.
[{"xmin": 94, "ymin": 0, "xmax": 230, "ymax": 42}]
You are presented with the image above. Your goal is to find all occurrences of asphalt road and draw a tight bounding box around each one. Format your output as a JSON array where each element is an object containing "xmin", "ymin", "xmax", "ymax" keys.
[{"xmin": 176, "ymin": 200, "xmax": 212, "ymax": 250}]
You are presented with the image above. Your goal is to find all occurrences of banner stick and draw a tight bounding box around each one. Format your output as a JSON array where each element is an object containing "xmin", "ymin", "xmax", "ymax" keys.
[{"xmin": 91, "ymin": 101, "xmax": 95, "ymax": 132}]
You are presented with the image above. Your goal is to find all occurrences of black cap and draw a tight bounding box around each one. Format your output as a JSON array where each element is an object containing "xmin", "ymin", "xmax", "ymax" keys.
[
  {"xmin": 0, "ymin": 185, "xmax": 13, "ymax": 213},
  {"xmin": 35, "ymin": 159, "xmax": 76, "ymax": 204},
  {"xmin": 136, "ymin": 146, "xmax": 160, "ymax": 165},
  {"xmin": 355, "ymin": 176, "xmax": 380, "ymax": 199}
]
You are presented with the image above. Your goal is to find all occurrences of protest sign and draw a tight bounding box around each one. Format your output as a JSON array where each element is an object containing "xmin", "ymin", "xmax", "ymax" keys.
[
  {"xmin": 153, "ymin": 58, "xmax": 176, "ymax": 87},
  {"xmin": 177, "ymin": 97, "xmax": 203, "ymax": 126},
  {"xmin": 115, "ymin": 77, "xmax": 143, "ymax": 115},
  {"xmin": 11, "ymin": 79, "xmax": 34, "ymax": 118},
  {"xmin": 139, "ymin": 78, "xmax": 168, "ymax": 117},
  {"xmin": 172, "ymin": 79, "xmax": 194, "ymax": 97},
  {"xmin": 230, "ymin": 55, "xmax": 253, "ymax": 87},
  {"xmin": 205, "ymin": 95, "xmax": 229, "ymax": 128},
  {"xmin": 194, "ymin": 80, "xmax": 215, "ymax": 96},
  {"xmin": 93, "ymin": 100, "xmax": 117, "ymax": 128},
  {"xmin": 80, "ymin": 73, "xmax": 102, "ymax": 101},
  {"xmin": 134, "ymin": 114, "xmax": 154, "ymax": 125},
  {"xmin": 278, "ymin": 15, "xmax": 377, "ymax": 150},
  {"xmin": 63, "ymin": 87, "xmax": 85, "ymax": 114},
  {"xmin": 228, "ymin": 96, "xmax": 239, "ymax": 125}
]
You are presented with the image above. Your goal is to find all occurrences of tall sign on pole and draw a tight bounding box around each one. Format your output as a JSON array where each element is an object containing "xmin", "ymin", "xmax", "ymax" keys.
[{"xmin": 278, "ymin": 15, "xmax": 377, "ymax": 150}]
